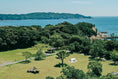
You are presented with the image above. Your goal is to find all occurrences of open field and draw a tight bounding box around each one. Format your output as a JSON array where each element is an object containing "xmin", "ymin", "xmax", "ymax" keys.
[
  {"xmin": 0, "ymin": 44, "xmax": 49, "ymax": 64},
  {"xmin": 0, "ymin": 53, "xmax": 118, "ymax": 79}
]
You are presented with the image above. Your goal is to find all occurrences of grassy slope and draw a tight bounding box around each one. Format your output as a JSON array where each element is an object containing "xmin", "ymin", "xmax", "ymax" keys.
[
  {"xmin": 0, "ymin": 44, "xmax": 49, "ymax": 64},
  {"xmin": 0, "ymin": 53, "xmax": 118, "ymax": 79}
]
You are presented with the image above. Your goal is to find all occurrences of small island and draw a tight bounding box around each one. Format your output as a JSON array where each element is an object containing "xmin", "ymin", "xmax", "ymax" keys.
[{"xmin": 0, "ymin": 12, "xmax": 91, "ymax": 20}]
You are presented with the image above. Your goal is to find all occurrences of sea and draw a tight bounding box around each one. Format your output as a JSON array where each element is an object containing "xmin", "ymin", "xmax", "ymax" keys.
[{"xmin": 0, "ymin": 17, "xmax": 118, "ymax": 35}]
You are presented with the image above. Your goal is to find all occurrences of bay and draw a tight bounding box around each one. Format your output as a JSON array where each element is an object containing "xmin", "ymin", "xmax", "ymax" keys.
[{"xmin": 0, "ymin": 17, "xmax": 118, "ymax": 35}]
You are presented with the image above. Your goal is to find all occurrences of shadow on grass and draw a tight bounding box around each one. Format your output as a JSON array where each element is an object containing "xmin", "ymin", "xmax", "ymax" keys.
[
  {"xmin": 109, "ymin": 63, "xmax": 118, "ymax": 66},
  {"xmin": 34, "ymin": 57, "xmax": 45, "ymax": 61},
  {"xmin": 54, "ymin": 63, "xmax": 68, "ymax": 68},
  {"xmin": 19, "ymin": 60, "xmax": 31, "ymax": 64}
]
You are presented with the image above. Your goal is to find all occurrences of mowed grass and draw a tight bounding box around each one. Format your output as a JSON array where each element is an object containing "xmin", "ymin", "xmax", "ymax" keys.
[
  {"xmin": 0, "ymin": 44, "xmax": 49, "ymax": 64},
  {"xmin": 0, "ymin": 53, "xmax": 118, "ymax": 79}
]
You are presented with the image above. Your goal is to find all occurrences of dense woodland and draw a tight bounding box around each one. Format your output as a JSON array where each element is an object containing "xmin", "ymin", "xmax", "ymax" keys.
[
  {"xmin": 0, "ymin": 22, "xmax": 118, "ymax": 60},
  {"xmin": 0, "ymin": 12, "xmax": 91, "ymax": 20},
  {"xmin": 0, "ymin": 22, "xmax": 96, "ymax": 51}
]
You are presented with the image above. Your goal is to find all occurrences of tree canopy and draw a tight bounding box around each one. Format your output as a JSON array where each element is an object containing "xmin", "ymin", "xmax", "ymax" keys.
[{"xmin": 22, "ymin": 51, "xmax": 32, "ymax": 61}]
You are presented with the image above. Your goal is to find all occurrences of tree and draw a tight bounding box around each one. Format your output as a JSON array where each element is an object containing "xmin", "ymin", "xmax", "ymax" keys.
[
  {"xmin": 68, "ymin": 36, "xmax": 91, "ymax": 54},
  {"xmin": 41, "ymin": 36, "xmax": 49, "ymax": 44},
  {"xmin": 75, "ymin": 22, "xmax": 97, "ymax": 37},
  {"xmin": 44, "ymin": 24, "xmax": 54, "ymax": 30},
  {"xmin": 61, "ymin": 66, "xmax": 86, "ymax": 79},
  {"xmin": 105, "ymin": 41, "xmax": 118, "ymax": 51},
  {"xmin": 56, "ymin": 51, "xmax": 69, "ymax": 66},
  {"xmin": 89, "ymin": 40, "xmax": 106, "ymax": 59},
  {"xmin": 50, "ymin": 34, "xmax": 64, "ymax": 48},
  {"xmin": 87, "ymin": 61, "xmax": 102, "ymax": 77},
  {"xmin": 22, "ymin": 52, "xmax": 32, "ymax": 61},
  {"xmin": 69, "ymin": 41, "xmax": 81, "ymax": 52},
  {"xmin": 35, "ymin": 49, "xmax": 45, "ymax": 60},
  {"xmin": 110, "ymin": 33, "xmax": 117, "ymax": 41},
  {"xmin": 110, "ymin": 50, "xmax": 118, "ymax": 64}
]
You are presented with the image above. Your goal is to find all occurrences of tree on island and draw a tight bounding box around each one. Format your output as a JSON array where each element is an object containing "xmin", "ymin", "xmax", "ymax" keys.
[
  {"xmin": 22, "ymin": 51, "xmax": 32, "ymax": 61},
  {"xmin": 56, "ymin": 51, "xmax": 70, "ymax": 67}
]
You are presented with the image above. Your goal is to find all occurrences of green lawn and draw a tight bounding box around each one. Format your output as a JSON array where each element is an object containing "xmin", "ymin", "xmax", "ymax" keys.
[
  {"xmin": 0, "ymin": 44, "xmax": 49, "ymax": 64},
  {"xmin": 0, "ymin": 53, "xmax": 118, "ymax": 79}
]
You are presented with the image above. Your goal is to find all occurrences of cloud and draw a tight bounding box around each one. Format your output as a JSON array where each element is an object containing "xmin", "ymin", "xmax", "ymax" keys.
[{"xmin": 72, "ymin": 1, "xmax": 92, "ymax": 4}]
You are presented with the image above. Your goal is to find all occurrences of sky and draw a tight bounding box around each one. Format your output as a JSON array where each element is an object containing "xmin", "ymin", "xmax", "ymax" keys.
[{"xmin": 0, "ymin": 0, "xmax": 118, "ymax": 16}]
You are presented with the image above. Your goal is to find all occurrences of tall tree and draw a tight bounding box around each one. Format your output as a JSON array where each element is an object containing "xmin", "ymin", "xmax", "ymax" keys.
[{"xmin": 56, "ymin": 51, "xmax": 69, "ymax": 66}]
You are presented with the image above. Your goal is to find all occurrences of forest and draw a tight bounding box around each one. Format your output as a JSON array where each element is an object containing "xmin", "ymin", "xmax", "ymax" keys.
[{"xmin": 0, "ymin": 22, "xmax": 96, "ymax": 51}]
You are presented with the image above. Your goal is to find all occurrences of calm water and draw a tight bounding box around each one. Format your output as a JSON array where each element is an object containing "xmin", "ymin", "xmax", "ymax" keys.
[{"xmin": 0, "ymin": 17, "xmax": 118, "ymax": 35}]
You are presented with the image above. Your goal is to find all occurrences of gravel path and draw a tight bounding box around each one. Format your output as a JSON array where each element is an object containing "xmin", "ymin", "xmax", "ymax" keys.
[
  {"xmin": 0, "ymin": 53, "xmax": 56, "ymax": 67},
  {"xmin": 0, "ymin": 58, "xmax": 34, "ymax": 67}
]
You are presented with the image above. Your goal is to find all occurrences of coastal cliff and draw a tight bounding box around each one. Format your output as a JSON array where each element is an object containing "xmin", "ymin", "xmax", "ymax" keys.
[{"xmin": 90, "ymin": 27, "xmax": 109, "ymax": 40}]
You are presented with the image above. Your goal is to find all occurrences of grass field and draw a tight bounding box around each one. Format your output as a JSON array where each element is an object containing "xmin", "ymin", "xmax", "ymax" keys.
[
  {"xmin": 0, "ymin": 44, "xmax": 49, "ymax": 64},
  {"xmin": 0, "ymin": 53, "xmax": 118, "ymax": 79}
]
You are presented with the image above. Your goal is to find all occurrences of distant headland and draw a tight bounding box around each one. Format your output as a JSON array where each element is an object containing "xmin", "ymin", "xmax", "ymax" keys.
[{"xmin": 0, "ymin": 12, "xmax": 91, "ymax": 20}]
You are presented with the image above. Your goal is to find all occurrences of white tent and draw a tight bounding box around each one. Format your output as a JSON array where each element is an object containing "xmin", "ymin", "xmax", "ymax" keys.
[{"xmin": 69, "ymin": 58, "xmax": 77, "ymax": 63}]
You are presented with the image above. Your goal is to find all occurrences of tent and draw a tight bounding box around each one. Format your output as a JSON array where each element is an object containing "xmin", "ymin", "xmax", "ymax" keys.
[{"xmin": 69, "ymin": 58, "xmax": 77, "ymax": 63}]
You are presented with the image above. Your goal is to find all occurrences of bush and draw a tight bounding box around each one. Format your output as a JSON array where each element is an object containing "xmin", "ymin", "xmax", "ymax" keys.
[{"xmin": 46, "ymin": 76, "xmax": 55, "ymax": 79}]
